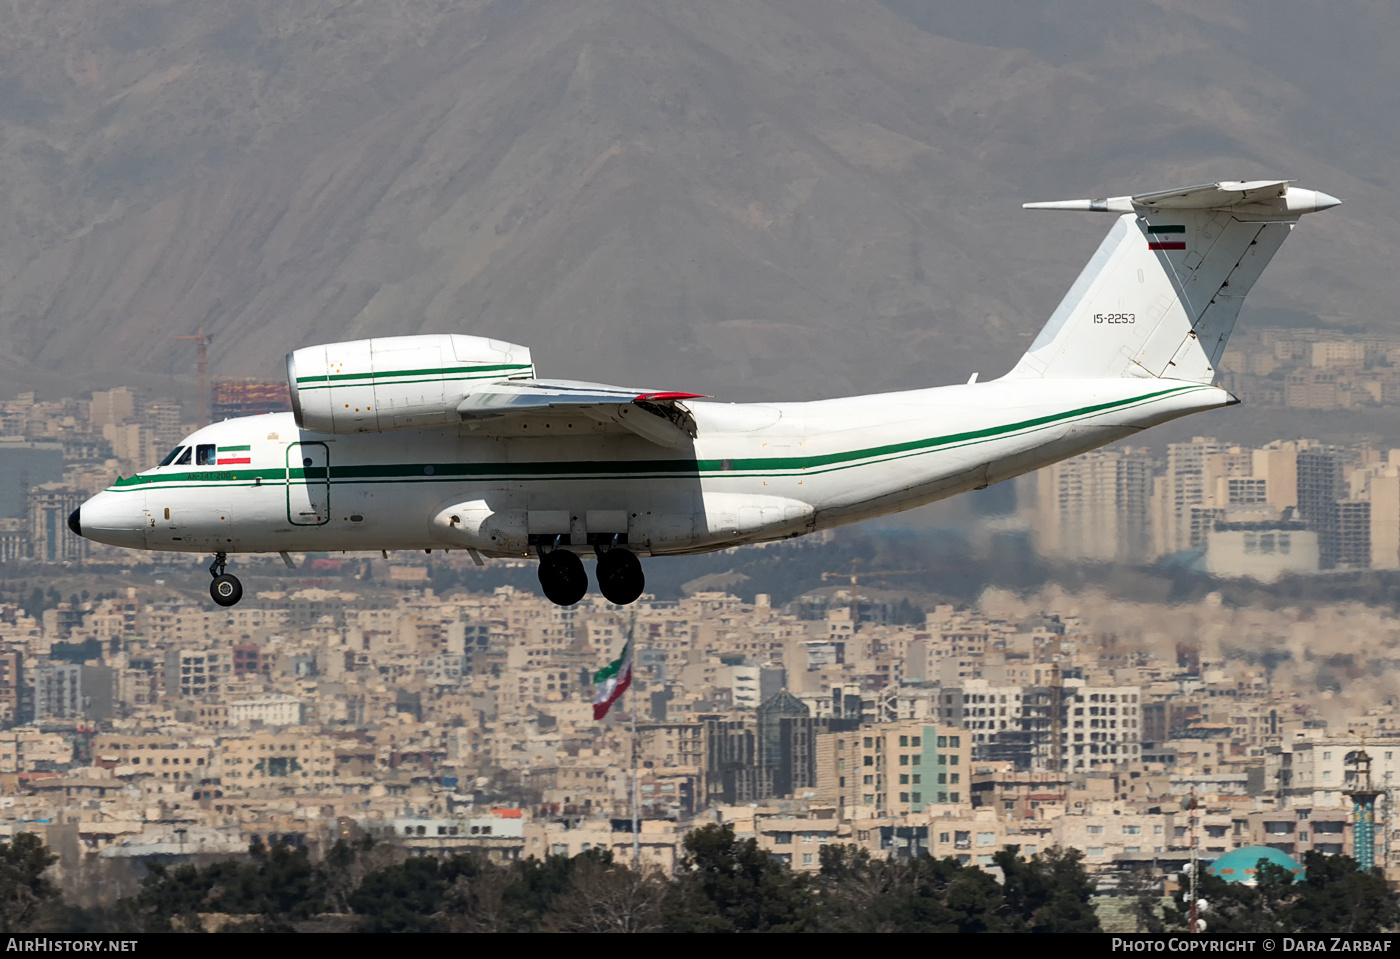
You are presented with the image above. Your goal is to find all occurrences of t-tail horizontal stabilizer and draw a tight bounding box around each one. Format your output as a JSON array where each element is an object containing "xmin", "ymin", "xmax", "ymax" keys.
[{"xmin": 1005, "ymin": 180, "xmax": 1340, "ymax": 383}]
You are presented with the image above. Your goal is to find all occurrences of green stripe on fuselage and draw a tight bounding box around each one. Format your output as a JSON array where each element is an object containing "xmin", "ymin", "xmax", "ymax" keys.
[
  {"xmin": 112, "ymin": 468, "xmax": 284, "ymax": 489},
  {"xmin": 107, "ymin": 385, "xmax": 1206, "ymax": 493}
]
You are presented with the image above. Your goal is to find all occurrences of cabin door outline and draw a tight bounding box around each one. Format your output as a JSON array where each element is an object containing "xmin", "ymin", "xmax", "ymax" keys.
[{"xmin": 286, "ymin": 442, "xmax": 331, "ymax": 526}]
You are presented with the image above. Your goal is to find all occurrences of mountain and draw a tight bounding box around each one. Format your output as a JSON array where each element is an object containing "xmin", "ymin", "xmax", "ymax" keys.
[{"xmin": 0, "ymin": 0, "xmax": 1395, "ymax": 401}]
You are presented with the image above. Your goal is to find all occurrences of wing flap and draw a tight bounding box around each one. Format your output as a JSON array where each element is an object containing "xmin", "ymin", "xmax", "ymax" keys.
[{"xmin": 456, "ymin": 378, "xmax": 705, "ymax": 448}]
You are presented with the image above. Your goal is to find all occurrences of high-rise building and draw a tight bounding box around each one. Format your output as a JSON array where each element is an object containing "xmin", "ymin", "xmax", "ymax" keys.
[
  {"xmin": 33, "ymin": 663, "xmax": 115, "ymax": 722},
  {"xmin": 88, "ymin": 388, "xmax": 135, "ymax": 429},
  {"xmin": 1158, "ymin": 437, "xmax": 1227, "ymax": 555},
  {"xmin": 0, "ymin": 519, "xmax": 26, "ymax": 562},
  {"xmin": 818, "ymin": 720, "xmax": 972, "ymax": 817},
  {"xmin": 102, "ymin": 423, "xmax": 158, "ymax": 473},
  {"xmin": 1063, "ymin": 684, "xmax": 1142, "ymax": 771},
  {"xmin": 757, "ymin": 690, "xmax": 814, "ymax": 799},
  {"xmin": 1254, "ymin": 444, "xmax": 1300, "ymax": 512},
  {"xmin": 702, "ymin": 692, "xmax": 844, "ymax": 805},
  {"xmin": 1368, "ymin": 468, "xmax": 1400, "ymax": 569},
  {"xmin": 211, "ymin": 380, "xmax": 291, "ymax": 421},
  {"xmin": 0, "ymin": 441, "xmax": 65, "ymax": 519},
  {"xmin": 0, "ymin": 650, "xmax": 23, "ymax": 725},
  {"xmin": 27, "ymin": 483, "xmax": 84, "ymax": 562},
  {"xmin": 703, "ymin": 718, "xmax": 760, "ymax": 805},
  {"xmin": 163, "ymin": 648, "xmax": 231, "ymax": 699},
  {"xmin": 941, "ymin": 680, "xmax": 1141, "ymax": 773},
  {"xmin": 145, "ymin": 401, "xmax": 185, "ymax": 449},
  {"xmin": 1033, "ymin": 447, "xmax": 1153, "ymax": 562},
  {"xmin": 1334, "ymin": 499, "xmax": 1372, "ymax": 568},
  {"xmin": 1297, "ymin": 447, "xmax": 1346, "ymax": 567}
]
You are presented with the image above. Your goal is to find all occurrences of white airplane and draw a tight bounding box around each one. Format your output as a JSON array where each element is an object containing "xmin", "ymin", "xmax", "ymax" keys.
[{"xmin": 70, "ymin": 180, "xmax": 1339, "ymax": 607}]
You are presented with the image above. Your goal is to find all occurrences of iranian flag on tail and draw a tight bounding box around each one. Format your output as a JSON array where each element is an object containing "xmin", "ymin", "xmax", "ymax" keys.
[{"xmin": 592, "ymin": 640, "xmax": 633, "ymax": 721}]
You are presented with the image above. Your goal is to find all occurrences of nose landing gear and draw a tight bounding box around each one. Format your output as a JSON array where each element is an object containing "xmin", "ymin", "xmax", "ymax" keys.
[{"xmin": 208, "ymin": 552, "xmax": 243, "ymax": 607}]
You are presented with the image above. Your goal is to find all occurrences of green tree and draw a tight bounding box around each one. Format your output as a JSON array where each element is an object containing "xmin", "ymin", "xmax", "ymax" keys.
[
  {"xmin": 994, "ymin": 845, "xmax": 1101, "ymax": 933},
  {"xmin": 1168, "ymin": 853, "xmax": 1400, "ymax": 934},
  {"xmin": 354, "ymin": 849, "xmax": 616, "ymax": 933},
  {"xmin": 216, "ymin": 842, "xmax": 323, "ymax": 922},
  {"xmin": 321, "ymin": 836, "xmax": 404, "ymax": 915},
  {"xmin": 1115, "ymin": 867, "xmax": 1166, "ymax": 933},
  {"xmin": 0, "ymin": 833, "xmax": 59, "ymax": 933},
  {"xmin": 498, "ymin": 850, "xmax": 584, "ymax": 931},
  {"xmin": 131, "ymin": 842, "xmax": 328, "ymax": 931},
  {"xmin": 1164, "ymin": 861, "xmax": 1292, "ymax": 933},
  {"xmin": 22, "ymin": 588, "xmax": 43, "ymax": 620},
  {"xmin": 538, "ymin": 857, "xmax": 666, "ymax": 933},
  {"xmin": 817, "ymin": 844, "xmax": 1005, "ymax": 933},
  {"xmin": 1288, "ymin": 852, "xmax": 1400, "ymax": 933},
  {"xmin": 131, "ymin": 862, "xmax": 213, "ymax": 932},
  {"xmin": 351, "ymin": 854, "xmax": 461, "ymax": 932},
  {"xmin": 662, "ymin": 823, "xmax": 816, "ymax": 932},
  {"xmin": 890, "ymin": 598, "xmax": 924, "ymax": 626},
  {"xmin": 437, "ymin": 865, "xmax": 513, "ymax": 933},
  {"xmin": 32, "ymin": 901, "xmax": 141, "ymax": 934}
]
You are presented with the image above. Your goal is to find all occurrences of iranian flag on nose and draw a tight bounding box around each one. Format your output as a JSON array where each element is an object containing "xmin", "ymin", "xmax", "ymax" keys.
[{"xmin": 592, "ymin": 640, "xmax": 633, "ymax": 721}]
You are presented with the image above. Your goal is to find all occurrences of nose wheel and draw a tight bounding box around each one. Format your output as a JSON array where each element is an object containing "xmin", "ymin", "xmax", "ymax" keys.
[
  {"xmin": 537, "ymin": 541, "xmax": 588, "ymax": 607},
  {"xmin": 208, "ymin": 552, "xmax": 243, "ymax": 607}
]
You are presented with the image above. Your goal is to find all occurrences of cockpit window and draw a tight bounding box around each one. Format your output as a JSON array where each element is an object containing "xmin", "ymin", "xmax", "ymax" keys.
[
  {"xmin": 174, "ymin": 447, "xmax": 192, "ymax": 466},
  {"xmin": 159, "ymin": 447, "xmax": 186, "ymax": 467},
  {"xmin": 196, "ymin": 444, "xmax": 217, "ymax": 466}
]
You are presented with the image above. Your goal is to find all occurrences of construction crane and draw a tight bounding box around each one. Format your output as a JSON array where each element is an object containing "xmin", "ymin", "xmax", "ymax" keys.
[
  {"xmin": 820, "ymin": 558, "xmax": 932, "ymax": 586},
  {"xmin": 1049, "ymin": 631, "xmax": 1064, "ymax": 775},
  {"xmin": 174, "ymin": 326, "xmax": 212, "ymax": 428},
  {"xmin": 820, "ymin": 559, "xmax": 930, "ymax": 629}
]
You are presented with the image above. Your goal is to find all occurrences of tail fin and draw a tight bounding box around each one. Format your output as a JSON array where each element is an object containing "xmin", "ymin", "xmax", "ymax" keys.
[{"xmin": 1003, "ymin": 180, "xmax": 1340, "ymax": 383}]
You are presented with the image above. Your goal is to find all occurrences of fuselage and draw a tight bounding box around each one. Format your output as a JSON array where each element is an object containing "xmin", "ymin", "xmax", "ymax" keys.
[{"xmin": 75, "ymin": 376, "xmax": 1232, "ymax": 558}]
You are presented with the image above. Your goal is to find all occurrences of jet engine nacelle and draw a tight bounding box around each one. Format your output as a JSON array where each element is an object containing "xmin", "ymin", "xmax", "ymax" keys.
[{"xmin": 287, "ymin": 334, "xmax": 534, "ymax": 434}]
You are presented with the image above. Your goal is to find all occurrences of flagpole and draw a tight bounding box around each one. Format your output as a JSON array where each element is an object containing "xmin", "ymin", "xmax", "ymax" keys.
[{"xmin": 629, "ymin": 609, "xmax": 641, "ymax": 871}]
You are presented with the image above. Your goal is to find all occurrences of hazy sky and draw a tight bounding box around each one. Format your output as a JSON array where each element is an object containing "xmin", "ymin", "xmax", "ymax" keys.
[{"xmin": 0, "ymin": 0, "xmax": 1392, "ymax": 404}]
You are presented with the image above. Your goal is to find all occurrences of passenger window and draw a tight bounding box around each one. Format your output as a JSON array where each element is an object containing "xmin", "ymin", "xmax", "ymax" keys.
[
  {"xmin": 174, "ymin": 447, "xmax": 192, "ymax": 466},
  {"xmin": 196, "ymin": 444, "xmax": 217, "ymax": 466},
  {"xmin": 158, "ymin": 447, "xmax": 185, "ymax": 467}
]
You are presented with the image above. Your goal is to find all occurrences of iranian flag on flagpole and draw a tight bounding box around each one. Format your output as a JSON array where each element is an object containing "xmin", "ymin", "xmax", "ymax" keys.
[{"xmin": 592, "ymin": 639, "xmax": 634, "ymax": 721}]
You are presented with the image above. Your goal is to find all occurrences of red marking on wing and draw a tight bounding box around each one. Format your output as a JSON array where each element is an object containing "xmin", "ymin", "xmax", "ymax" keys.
[
  {"xmin": 1147, "ymin": 241, "xmax": 1186, "ymax": 251},
  {"xmin": 633, "ymin": 392, "xmax": 707, "ymax": 402}
]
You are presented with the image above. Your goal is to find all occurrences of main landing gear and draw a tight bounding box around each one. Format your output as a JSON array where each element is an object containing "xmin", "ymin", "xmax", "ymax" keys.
[
  {"xmin": 595, "ymin": 542, "xmax": 645, "ymax": 606},
  {"xmin": 209, "ymin": 552, "xmax": 243, "ymax": 608},
  {"xmin": 537, "ymin": 540, "xmax": 588, "ymax": 606},
  {"xmin": 535, "ymin": 538, "xmax": 646, "ymax": 607}
]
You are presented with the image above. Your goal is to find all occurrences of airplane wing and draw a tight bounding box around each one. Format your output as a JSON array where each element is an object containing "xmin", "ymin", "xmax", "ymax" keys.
[
  {"xmin": 457, "ymin": 379, "xmax": 705, "ymax": 448},
  {"xmin": 286, "ymin": 335, "xmax": 706, "ymax": 447}
]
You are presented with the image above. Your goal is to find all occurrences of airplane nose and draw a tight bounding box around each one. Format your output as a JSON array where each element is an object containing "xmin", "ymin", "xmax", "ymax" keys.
[{"xmin": 73, "ymin": 490, "xmax": 149, "ymax": 549}]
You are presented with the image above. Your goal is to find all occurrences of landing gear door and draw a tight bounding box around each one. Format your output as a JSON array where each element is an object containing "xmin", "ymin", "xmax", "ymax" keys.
[
  {"xmin": 637, "ymin": 493, "xmax": 697, "ymax": 553},
  {"xmin": 287, "ymin": 442, "xmax": 330, "ymax": 526}
]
